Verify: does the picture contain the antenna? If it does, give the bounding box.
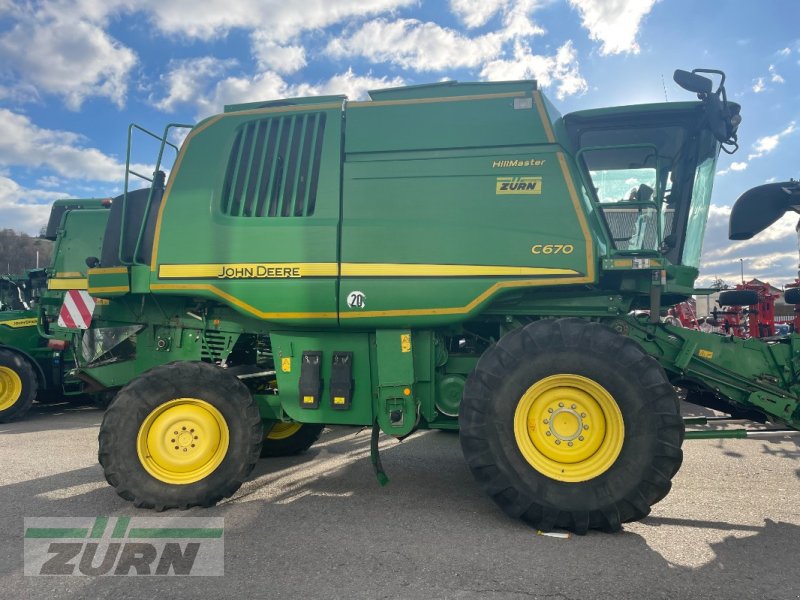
[661,74,668,101]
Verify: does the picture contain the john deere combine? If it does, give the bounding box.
[49,68,799,533]
[0,199,109,422]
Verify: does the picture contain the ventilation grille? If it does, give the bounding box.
[221,113,326,218]
[201,331,230,363]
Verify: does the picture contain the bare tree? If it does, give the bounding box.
[0,230,54,274]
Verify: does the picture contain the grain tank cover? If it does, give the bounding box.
[367,79,537,101]
[346,80,545,154]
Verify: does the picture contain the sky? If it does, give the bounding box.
[0,0,798,286]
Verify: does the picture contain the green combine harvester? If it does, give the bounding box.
[0,199,110,422]
[46,68,799,533]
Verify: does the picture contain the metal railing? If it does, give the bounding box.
[120,122,193,266]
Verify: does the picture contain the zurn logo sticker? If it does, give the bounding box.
[495,176,542,195]
[24,516,224,576]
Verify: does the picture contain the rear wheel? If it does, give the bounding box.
[260,422,324,458]
[99,361,263,509]
[459,318,683,534]
[0,349,37,423]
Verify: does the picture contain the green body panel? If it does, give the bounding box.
[49,209,108,277]
[150,103,343,326]
[270,331,374,426]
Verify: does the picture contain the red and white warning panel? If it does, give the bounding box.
[57,289,96,330]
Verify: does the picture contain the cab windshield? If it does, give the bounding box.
[565,107,720,267]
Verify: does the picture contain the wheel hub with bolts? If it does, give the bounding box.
[513,374,624,482]
[0,366,22,411]
[545,404,589,445]
[136,398,229,485]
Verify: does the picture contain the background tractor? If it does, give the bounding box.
[46,68,800,534]
[0,199,110,422]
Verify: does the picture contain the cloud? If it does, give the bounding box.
[698,205,799,286]
[752,65,787,94]
[327,18,507,71]
[481,40,587,99]
[567,0,658,55]
[747,121,796,160]
[778,47,791,57]
[717,161,749,175]
[196,69,404,118]
[133,0,417,42]
[151,57,238,112]
[0,5,137,109]
[0,0,419,107]
[327,1,551,72]
[251,33,307,74]
[0,109,149,182]
[769,64,785,84]
[449,0,506,28]
[0,175,67,235]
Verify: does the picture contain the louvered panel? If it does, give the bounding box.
[221,113,326,218]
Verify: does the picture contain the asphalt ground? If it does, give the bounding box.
[1,399,799,600]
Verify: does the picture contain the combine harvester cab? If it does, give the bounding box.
[53,68,800,535]
[0,199,110,422]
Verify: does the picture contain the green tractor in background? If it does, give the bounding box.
[48,68,800,534]
[0,199,110,422]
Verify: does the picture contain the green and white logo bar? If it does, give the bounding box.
[24,517,224,576]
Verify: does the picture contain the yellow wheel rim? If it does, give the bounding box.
[266,421,302,441]
[0,366,22,411]
[136,398,229,485]
[514,374,624,482]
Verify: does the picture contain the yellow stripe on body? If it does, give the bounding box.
[87,286,130,294]
[48,278,88,290]
[88,267,129,275]
[340,264,579,277]
[151,272,589,322]
[158,263,579,279]
[158,263,339,279]
[0,318,38,328]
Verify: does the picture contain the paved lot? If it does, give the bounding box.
[1,399,799,600]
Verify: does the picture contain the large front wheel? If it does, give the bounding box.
[99,361,263,509]
[459,318,683,534]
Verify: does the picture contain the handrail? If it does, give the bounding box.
[121,122,193,266]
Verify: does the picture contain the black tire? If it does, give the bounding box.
[784,287,800,305]
[0,349,38,423]
[260,422,324,458]
[459,318,683,534]
[718,290,758,306]
[92,388,118,409]
[99,361,263,510]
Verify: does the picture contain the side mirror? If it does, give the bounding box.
[673,69,713,95]
[729,180,800,240]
